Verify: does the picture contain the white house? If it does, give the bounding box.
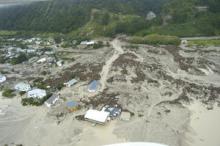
[14,82,31,92]
[27,49,36,54]
[64,79,78,87]
[56,60,64,67]
[37,58,47,63]
[0,75,6,83]
[196,6,208,12]
[44,94,59,108]
[27,89,46,99]
[80,41,95,45]
[84,109,110,124]
[146,11,156,21]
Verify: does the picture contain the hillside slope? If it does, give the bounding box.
[0,0,219,37]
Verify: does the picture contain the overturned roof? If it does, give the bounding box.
[104,142,168,146]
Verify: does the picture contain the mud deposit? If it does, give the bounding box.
[1,38,220,146]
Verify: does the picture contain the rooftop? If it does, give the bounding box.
[88,80,99,92]
[64,79,78,86]
[84,109,110,123]
[45,94,59,105]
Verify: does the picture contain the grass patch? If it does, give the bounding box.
[0,30,17,36]
[188,39,220,47]
[129,34,181,46]
[2,88,16,98]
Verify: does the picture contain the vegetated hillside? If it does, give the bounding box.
[0,0,219,37]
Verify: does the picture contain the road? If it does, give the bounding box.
[99,39,124,92]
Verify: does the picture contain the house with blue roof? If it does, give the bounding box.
[88,80,99,93]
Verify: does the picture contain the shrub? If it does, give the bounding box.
[2,89,15,98]
[33,80,47,90]
[19,91,26,96]
[57,83,64,91]
[129,34,181,46]
[0,56,6,63]
[93,41,104,49]
[10,53,28,65]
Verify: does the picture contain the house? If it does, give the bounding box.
[44,94,59,108]
[56,60,64,67]
[196,6,208,12]
[64,79,78,87]
[80,41,95,45]
[181,40,188,44]
[0,75,6,83]
[84,109,110,124]
[66,101,79,112]
[37,58,47,63]
[146,11,156,21]
[27,49,36,54]
[27,89,46,99]
[88,80,99,93]
[14,82,31,92]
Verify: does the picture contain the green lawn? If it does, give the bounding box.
[129,34,181,46]
[188,39,220,47]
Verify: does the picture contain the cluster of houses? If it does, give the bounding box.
[14,82,47,99]
[61,78,129,124]
[0,38,130,125]
[0,75,131,125]
[9,78,99,108]
[13,81,58,107]
[5,46,37,59]
[23,37,55,46]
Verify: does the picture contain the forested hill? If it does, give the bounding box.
[0,0,220,37]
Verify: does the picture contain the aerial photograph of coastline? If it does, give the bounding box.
[0,0,220,146]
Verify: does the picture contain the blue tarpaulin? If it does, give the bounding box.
[66,101,78,108]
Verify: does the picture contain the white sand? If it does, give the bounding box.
[184,102,220,146]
